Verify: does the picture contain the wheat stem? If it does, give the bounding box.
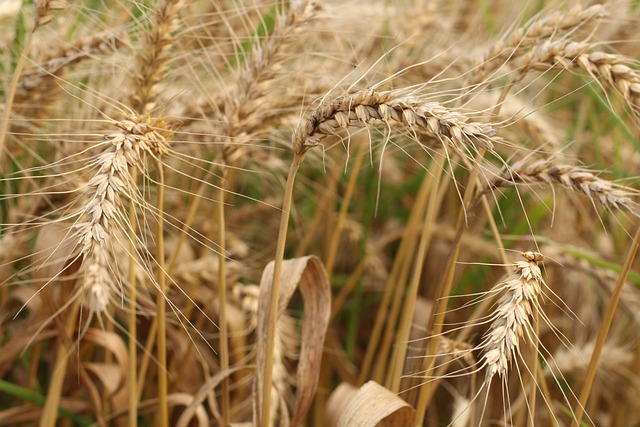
[325,143,365,278]
[389,155,445,393]
[155,162,168,427]
[217,169,230,424]
[39,299,81,427]
[366,174,431,385]
[260,152,305,427]
[418,148,486,416]
[128,168,139,427]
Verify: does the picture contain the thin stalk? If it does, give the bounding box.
[39,299,81,427]
[358,173,431,386]
[389,156,445,393]
[260,152,305,427]
[415,148,486,419]
[536,347,558,427]
[155,163,168,427]
[526,313,540,427]
[137,319,157,401]
[128,170,139,427]
[330,255,368,320]
[217,169,230,423]
[412,183,511,417]
[570,225,640,427]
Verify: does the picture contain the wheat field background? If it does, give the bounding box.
[1,0,640,426]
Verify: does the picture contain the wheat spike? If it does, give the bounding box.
[292,89,500,158]
[480,251,545,381]
[73,116,173,314]
[489,159,639,213]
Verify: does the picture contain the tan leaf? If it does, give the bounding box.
[337,381,415,427]
[325,382,358,427]
[254,255,331,427]
[82,328,128,397]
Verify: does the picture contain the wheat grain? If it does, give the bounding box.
[34,0,68,28]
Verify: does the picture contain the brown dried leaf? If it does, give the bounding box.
[325,382,357,427]
[82,328,128,397]
[254,255,331,427]
[337,381,415,427]
[175,365,254,427]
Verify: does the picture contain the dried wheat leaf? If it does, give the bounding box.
[254,255,331,426]
[166,393,209,427]
[175,365,254,427]
[337,381,415,427]
[325,382,358,427]
[84,363,121,396]
[82,328,128,396]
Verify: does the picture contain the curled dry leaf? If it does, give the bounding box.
[325,382,357,427]
[81,328,129,397]
[254,255,331,427]
[337,381,415,427]
[175,366,254,427]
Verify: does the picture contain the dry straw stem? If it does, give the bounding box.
[479,251,545,381]
[519,40,640,115]
[488,159,640,214]
[292,89,499,158]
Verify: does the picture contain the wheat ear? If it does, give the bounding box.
[0,0,68,165]
[292,89,498,157]
[519,40,640,116]
[129,0,183,114]
[488,159,639,213]
[74,116,172,315]
[480,251,545,381]
[471,4,606,83]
